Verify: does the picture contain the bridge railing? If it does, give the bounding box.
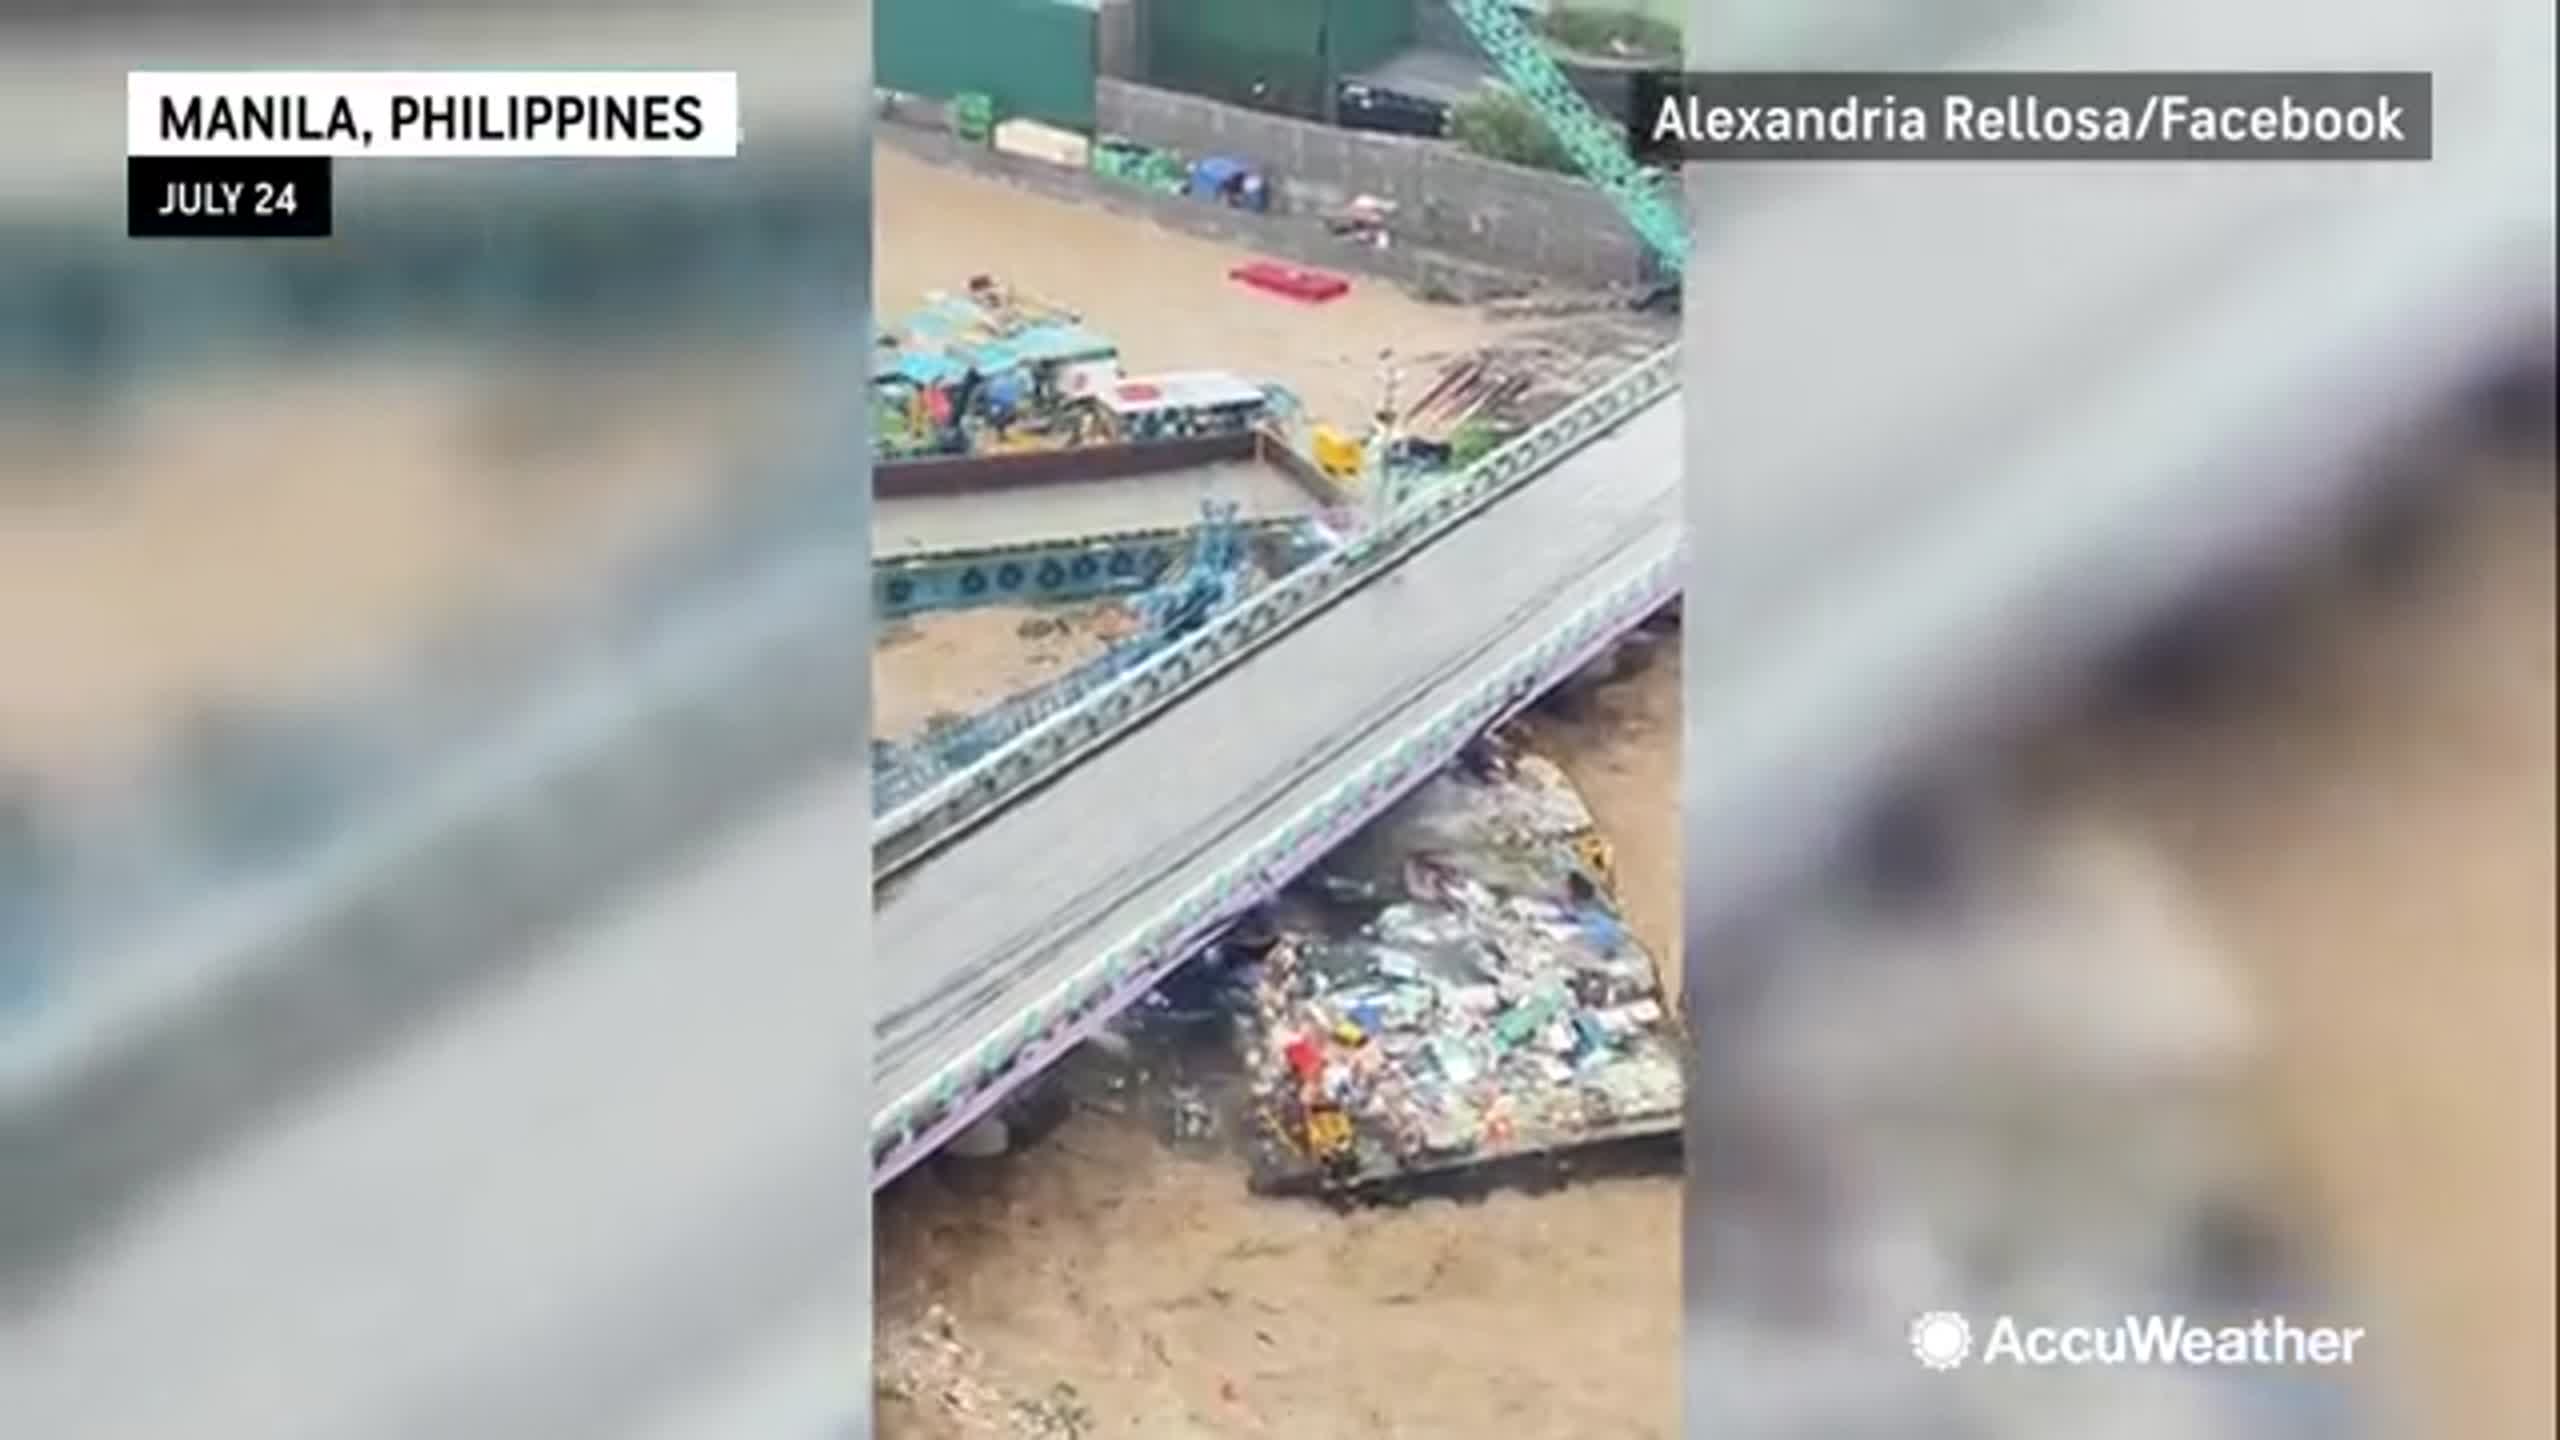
[872,537,1686,1174]
[875,504,1299,811]
[874,515,1325,620]
[871,342,1681,878]
[875,631,1155,813]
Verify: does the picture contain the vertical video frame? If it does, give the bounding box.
[869,1,1687,1433]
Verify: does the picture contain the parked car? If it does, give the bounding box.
[1335,82,1450,139]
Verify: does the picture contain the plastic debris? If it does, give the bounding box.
[1240,730,1684,1192]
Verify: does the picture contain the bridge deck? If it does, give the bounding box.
[873,395,1679,1174]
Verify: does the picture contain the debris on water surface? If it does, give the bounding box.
[1239,728,1684,1193]
[1010,1381,1093,1438]
[1167,1084,1219,1144]
[878,1308,1099,1439]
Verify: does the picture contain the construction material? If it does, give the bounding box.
[992,117,1092,169]
[1398,354,1534,446]
[1228,260,1350,304]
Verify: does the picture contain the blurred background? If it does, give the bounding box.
[1681,0,2552,1437]
[2,4,872,1436]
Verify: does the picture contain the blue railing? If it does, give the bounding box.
[871,501,1267,814]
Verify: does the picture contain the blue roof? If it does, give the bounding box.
[880,300,1114,386]
[952,338,1022,372]
[1009,322,1114,362]
[890,350,964,385]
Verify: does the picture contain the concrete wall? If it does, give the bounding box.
[1094,77,1655,289]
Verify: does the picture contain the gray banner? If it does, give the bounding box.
[1633,71,2433,161]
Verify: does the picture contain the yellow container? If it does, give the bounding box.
[1311,424,1365,478]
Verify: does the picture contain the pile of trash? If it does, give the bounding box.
[1234,734,1683,1193]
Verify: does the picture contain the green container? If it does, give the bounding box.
[879,0,1099,132]
[1091,136,1188,194]
[950,91,997,142]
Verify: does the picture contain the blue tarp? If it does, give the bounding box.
[890,350,964,386]
[1187,155,1249,199]
[880,301,1112,391]
[1008,322,1113,363]
[980,339,1032,371]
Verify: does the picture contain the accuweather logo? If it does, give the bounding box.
[1909,1311,2367,1371]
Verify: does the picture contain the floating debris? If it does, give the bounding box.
[1237,732,1684,1193]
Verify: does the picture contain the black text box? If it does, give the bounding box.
[128,156,334,239]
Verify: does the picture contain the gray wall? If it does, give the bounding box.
[1094,77,1655,289]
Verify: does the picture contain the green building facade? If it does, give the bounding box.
[1141,0,1418,120]
[879,0,1102,132]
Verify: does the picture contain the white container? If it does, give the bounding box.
[992,118,1092,170]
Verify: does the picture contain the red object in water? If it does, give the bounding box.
[1229,259,1350,304]
[1284,1034,1324,1081]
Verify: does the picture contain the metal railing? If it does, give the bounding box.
[874,520,1286,812]
[873,533,1683,1174]
[872,342,1681,877]
[874,515,1326,619]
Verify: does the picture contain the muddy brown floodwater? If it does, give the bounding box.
[874,144,1671,438]
[878,457,2550,1438]
[874,603,1137,747]
[874,635,1688,1440]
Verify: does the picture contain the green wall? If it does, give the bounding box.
[880,0,1100,132]
[1326,0,1421,74]
[1143,0,1417,120]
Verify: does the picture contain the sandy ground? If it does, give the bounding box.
[876,457,2552,1438]
[0,351,785,782]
